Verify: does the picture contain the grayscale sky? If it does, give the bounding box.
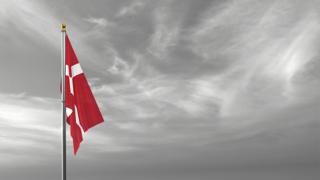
[0,0,319,180]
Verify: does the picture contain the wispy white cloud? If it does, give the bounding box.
[0,0,60,47]
[0,0,111,72]
[116,1,145,17]
[84,17,114,28]
[147,6,180,58]
[108,56,131,76]
[0,93,60,165]
[186,0,320,116]
[0,93,136,165]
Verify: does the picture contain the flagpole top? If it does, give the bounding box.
[61,24,66,32]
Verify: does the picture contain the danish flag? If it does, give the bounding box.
[65,35,104,154]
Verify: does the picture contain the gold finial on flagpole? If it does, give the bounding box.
[61,23,66,32]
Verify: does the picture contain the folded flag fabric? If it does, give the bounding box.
[64,34,104,154]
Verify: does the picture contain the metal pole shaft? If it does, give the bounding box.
[61,24,67,180]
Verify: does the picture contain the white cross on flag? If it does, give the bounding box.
[64,34,104,154]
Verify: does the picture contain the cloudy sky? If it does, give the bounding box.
[0,0,319,179]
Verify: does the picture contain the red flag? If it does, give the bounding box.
[65,34,104,154]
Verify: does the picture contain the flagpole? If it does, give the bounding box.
[61,23,67,180]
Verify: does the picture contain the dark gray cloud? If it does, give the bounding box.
[0,0,319,179]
